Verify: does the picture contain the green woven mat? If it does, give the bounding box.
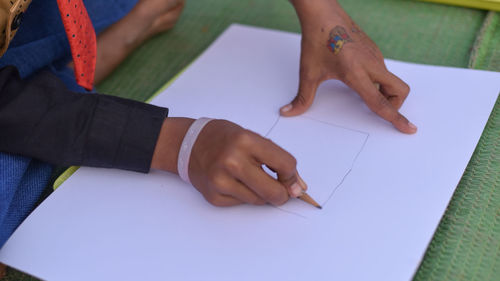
[470,11,500,70]
[5,1,499,280]
[416,11,500,281]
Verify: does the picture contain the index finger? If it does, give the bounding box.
[347,72,417,134]
[249,133,307,197]
[372,70,411,110]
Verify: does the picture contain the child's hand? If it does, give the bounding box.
[151,118,307,207]
[284,0,417,134]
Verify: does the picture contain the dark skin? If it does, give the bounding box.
[151,118,307,207]
[150,0,416,208]
[1,0,417,276]
[283,0,417,134]
[70,0,416,209]
[70,0,186,84]
[0,1,187,279]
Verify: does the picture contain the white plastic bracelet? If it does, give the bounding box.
[177,118,214,184]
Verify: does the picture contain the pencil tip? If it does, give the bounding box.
[298,193,322,210]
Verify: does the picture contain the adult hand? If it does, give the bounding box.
[285,0,417,134]
[151,118,307,207]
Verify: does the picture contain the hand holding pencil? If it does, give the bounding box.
[152,118,321,209]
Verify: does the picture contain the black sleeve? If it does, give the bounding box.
[0,66,168,173]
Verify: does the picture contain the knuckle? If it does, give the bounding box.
[214,181,232,195]
[233,130,253,147]
[212,176,227,190]
[222,155,242,175]
[207,169,225,187]
[342,67,362,84]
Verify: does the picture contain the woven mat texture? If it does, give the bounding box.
[5,1,499,280]
[470,11,500,70]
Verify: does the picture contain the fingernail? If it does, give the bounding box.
[280,104,293,113]
[290,182,303,198]
[409,122,418,131]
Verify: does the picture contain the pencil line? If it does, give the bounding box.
[302,115,370,136]
[323,169,352,206]
[275,207,308,219]
[322,133,370,206]
[263,114,370,218]
[264,115,281,137]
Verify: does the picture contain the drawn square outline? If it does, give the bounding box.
[264,116,369,217]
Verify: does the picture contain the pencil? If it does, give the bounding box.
[299,193,322,209]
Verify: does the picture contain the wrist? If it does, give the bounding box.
[292,0,349,33]
[291,0,339,17]
[151,117,195,173]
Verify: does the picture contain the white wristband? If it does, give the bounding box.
[177,118,214,184]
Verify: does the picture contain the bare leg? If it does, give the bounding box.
[0,3,184,280]
[70,0,185,84]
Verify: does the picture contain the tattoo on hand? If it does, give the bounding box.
[327,26,353,54]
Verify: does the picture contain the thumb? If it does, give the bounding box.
[280,77,319,117]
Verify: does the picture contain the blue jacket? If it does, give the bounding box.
[0,0,138,248]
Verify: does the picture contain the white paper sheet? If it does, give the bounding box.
[1,24,498,281]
